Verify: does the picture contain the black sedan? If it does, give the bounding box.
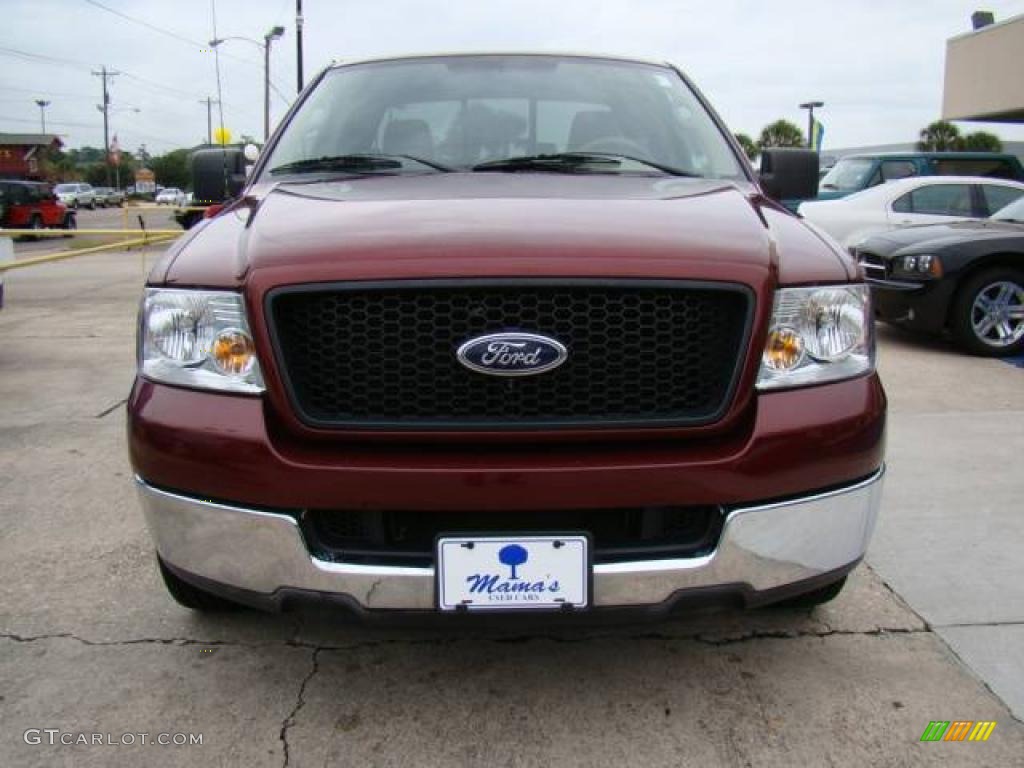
[854,196,1024,356]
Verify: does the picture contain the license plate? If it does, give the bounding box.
[436,535,589,612]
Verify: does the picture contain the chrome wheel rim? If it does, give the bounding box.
[971,280,1024,348]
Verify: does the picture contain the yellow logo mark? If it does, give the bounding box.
[969,721,997,742]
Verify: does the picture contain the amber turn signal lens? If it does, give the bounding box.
[211,329,256,375]
[763,327,804,371]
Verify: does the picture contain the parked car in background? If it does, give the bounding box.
[54,182,96,209]
[0,180,76,234]
[856,195,1024,356]
[93,187,125,207]
[798,176,1024,249]
[155,187,186,206]
[784,152,1024,211]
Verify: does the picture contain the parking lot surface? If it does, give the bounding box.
[1,246,1023,767]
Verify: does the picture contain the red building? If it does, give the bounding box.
[0,133,63,180]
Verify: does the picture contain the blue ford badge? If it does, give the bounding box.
[456,332,568,377]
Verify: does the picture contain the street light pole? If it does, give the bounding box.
[35,100,50,133]
[799,100,824,150]
[263,26,285,141]
[296,0,304,93]
[210,27,284,142]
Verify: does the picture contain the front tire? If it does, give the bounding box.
[157,557,242,612]
[951,268,1024,357]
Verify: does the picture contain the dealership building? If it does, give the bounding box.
[943,12,1024,124]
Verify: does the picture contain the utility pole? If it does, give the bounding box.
[92,66,120,186]
[199,97,220,145]
[296,0,304,93]
[35,100,50,133]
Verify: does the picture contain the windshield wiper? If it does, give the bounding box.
[268,153,452,175]
[820,183,838,190]
[472,152,701,177]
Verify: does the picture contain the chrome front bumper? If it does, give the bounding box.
[137,469,884,611]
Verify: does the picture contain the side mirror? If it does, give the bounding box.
[192,148,247,205]
[758,148,819,202]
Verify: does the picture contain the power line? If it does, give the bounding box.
[82,0,264,69]
[0,84,95,101]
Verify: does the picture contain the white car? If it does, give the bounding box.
[155,188,186,206]
[797,176,1024,249]
[53,182,97,210]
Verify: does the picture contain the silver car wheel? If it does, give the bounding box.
[971,280,1024,348]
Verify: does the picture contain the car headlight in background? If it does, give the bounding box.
[757,284,874,390]
[139,289,264,393]
[893,253,942,279]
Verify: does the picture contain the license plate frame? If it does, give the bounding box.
[435,533,591,612]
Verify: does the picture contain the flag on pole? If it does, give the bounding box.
[110,133,121,166]
[810,118,825,153]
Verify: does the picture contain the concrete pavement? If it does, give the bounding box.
[1,247,1022,767]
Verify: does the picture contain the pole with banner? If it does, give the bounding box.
[810,118,825,153]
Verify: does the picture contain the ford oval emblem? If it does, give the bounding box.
[456,332,568,377]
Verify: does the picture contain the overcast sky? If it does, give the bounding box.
[2,0,1023,156]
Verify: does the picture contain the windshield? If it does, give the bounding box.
[819,158,875,192]
[54,184,75,193]
[262,55,744,180]
[992,196,1024,222]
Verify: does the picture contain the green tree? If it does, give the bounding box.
[757,120,805,151]
[151,148,192,190]
[916,121,963,151]
[962,131,1003,152]
[734,132,758,161]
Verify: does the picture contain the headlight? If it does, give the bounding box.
[893,253,942,279]
[139,288,264,394]
[756,284,874,390]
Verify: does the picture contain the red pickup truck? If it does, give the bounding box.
[129,54,885,620]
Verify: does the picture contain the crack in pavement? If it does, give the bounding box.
[279,647,320,768]
[95,398,128,418]
[1,624,931,651]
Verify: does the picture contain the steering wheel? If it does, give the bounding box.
[576,136,651,158]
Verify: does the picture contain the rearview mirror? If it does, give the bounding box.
[758,149,819,202]
[192,148,247,205]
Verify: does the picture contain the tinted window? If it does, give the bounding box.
[931,158,1016,179]
[899,184,974,216]
[6,184,29,204]
[819,158,875,192]
[992,196,1024,221]
[880,160,917,182]
[981,185,1023,216]
[264,56,744,179]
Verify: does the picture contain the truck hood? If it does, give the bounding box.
[156,173,854,287]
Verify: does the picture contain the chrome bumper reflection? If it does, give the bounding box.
[136,468,884,610]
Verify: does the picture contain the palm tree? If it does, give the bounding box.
[916,121,963,152]
[734,133,759,161]
[757,120,805,151]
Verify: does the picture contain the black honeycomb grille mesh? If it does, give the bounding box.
[268,281,750,428]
